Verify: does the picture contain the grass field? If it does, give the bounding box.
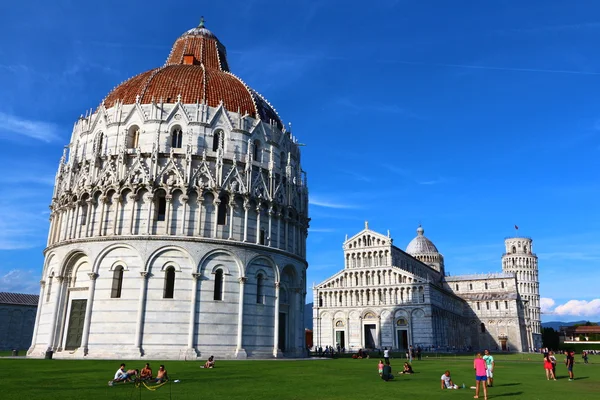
[0,353,598,399]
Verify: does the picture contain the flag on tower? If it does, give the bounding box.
[514,225,519,230]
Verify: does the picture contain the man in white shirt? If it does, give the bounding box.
[440,370,458,389]
[109,363,129,386]
[383,347,390,364]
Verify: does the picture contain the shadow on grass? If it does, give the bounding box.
[494,383,521,387]
[491,392,523,397]
[574,376,589,380]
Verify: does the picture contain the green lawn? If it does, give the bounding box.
[0,354,598,399]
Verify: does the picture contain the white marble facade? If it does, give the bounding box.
[313,225,540,352]
[28,22,309,360]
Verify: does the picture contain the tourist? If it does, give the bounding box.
[383,347,390,364]
[474,353,488,399]
[409,345,414,363]
[417,346,422,360]
[544,352,556,381]
[378,359,384,377]
[399,362,414,374]
[109,363,129,386]
[155,365,169,383]
[582,351,589,364]
[564,351,574,381]
[126,369,139,380]
[203,355,215,369]
[549,351,557,378]
[381,363,394,381]
[140,363,152,380]
[483,349,495,387]
[440,370,458,389]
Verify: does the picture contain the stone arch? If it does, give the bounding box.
[197,248,243,277]
[245,255,280,282]
[60,250,90,277]
[145,245,195,274]
[92,243,141,274]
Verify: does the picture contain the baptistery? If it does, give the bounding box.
[28,20,309,359]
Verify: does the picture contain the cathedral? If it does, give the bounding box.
[27,20,309,359]
[312,224,542,353]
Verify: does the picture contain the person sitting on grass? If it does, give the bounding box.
[140,363,152,381]
[399,362,414,374]
[203,355,215,368]
[155,365,169,383]
[110,363,129,386]
[126,369,139,381]
[440,370,458,389]
[381,363,394,381]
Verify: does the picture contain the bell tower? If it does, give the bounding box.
[502,236,541,351]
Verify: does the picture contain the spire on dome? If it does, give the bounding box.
[199,16,205,28]
[417,225,424,236]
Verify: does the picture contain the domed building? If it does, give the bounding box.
[27,20,309,360]
[312,224,541,353]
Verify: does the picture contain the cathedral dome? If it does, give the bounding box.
[102,19,282,128]
[406,226,439,254]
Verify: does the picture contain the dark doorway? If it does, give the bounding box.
[364,324,376,349]
[335,331,345,349]
[65,300,87,350]
[501,340,507,351]
[397,330,408,351]
[278,312,286,351]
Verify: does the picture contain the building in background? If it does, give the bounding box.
[28,20,309,360]
[0,292,39,351]
[313,224,541,353]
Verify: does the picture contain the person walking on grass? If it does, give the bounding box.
[549,351,557,378]
[483,349,495,387]
[564,351,574,381]
[544,352,557,381]
[474,352,488,400]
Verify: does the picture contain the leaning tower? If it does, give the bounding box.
[502,236,541,351]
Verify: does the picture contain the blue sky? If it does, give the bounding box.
[1,1,599,322]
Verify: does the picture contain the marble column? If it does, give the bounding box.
[80,272,99,355]
[235,277,247,358]
[134,272,149,355]
[196,196,204,236]
[186,273,201,357]
[180,195,189,235]
[165,195,173,235]
[111,193,120,235]
[212,198,220,238]
[144,193,153,235]
[127,193,136,235]
[47,276,65,351]
[243,199,250,242]
[28,280,46,353]
[273,282,280,357]
[255,204,261,244]
[267,206,273,246]
[96,195,106,236]
[228,197,235,239]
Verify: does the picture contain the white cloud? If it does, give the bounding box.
[553,299,600,317]
[309,195,360,209]
[0,111,60,142]
[0,269,40,294]
[540,297,556,313]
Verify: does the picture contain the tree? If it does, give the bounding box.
[542,327,560,350]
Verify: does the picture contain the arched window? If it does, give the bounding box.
[476,302,480,310]
[253,140,260,161]
[512,246,516,254]
[256,274,265,304]
[111,266,124,298]
[469,283,473,290]
[217,195,228,225]
[128,125,140,148]
[156,191,167,221]
[318,294,323,307]
[163,267,175,298]
[501,282,505,289]
[80,195,89,225]
[259,229,266,245]
[484,283,488,290]
[171,127,183,148]
[96,133,105,155]
[214,269,224,300]
[213,130,222,152]
[480,323,486,333]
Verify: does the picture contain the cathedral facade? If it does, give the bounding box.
[27,21,309,360]
[312,224,541,353]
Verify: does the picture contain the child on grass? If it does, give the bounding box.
[378,360,384,376]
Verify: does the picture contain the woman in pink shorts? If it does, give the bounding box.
[474,352,488,400]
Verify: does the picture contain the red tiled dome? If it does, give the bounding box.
[103,20,282,128]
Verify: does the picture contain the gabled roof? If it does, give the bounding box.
[0,292,39,306]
